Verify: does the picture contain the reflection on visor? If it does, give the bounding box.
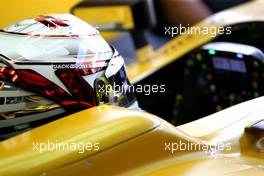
[94,66,136,108]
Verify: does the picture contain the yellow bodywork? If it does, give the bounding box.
[73,6,134,30]
[0,96,264,175]
[73,5,134,41]
[0,0,264,176]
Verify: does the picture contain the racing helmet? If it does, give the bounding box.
[0,14,138,139]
